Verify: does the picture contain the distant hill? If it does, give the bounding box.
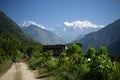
[108,38,120,56]
[74,19,120,55]
[0,11,32,43]
[19,21,64,45]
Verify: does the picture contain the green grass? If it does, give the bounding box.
[0,60,12,76]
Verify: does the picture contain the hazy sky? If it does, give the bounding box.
[0,0,120,27]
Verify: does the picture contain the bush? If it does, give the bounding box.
[86,47,115,80]
[27,44,118,80]
[113,62,120,80]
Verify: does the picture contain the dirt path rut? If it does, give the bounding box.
[0,62,41,80]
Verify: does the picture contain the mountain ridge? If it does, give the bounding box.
[50,20,104,42]
[0,11,33,43]
[74,19,120,55]
[20,20,104,43]
[19,22,64,45]
[19,21,46,29]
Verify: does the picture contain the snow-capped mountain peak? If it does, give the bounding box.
[64,20,104,29]
[19,20,46,29]
[18,20,104,43]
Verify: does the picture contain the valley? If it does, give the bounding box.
[0,8,120,80]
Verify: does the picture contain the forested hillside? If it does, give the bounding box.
[74,19,120,56]
[108,38,120,56]
[0,12,33,43]
[0,11,42,75]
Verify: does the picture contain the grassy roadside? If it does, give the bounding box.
[0,60,12,76]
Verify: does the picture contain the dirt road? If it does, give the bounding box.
[0,62,41,80]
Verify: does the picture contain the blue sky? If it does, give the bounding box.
[0,0,120,27]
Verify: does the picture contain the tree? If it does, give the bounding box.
[26,43,42,58]
[88,46,114,80]
[86,47,96,58]
[66,44,81,57]
[113,62,120,80]
[97,46,108,56]
[0,34,20,58]
[43,50,53,60]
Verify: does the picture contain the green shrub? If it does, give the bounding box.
[113,62,120,80]
[27,44,119,80]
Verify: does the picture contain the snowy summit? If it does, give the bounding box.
[64,20,104,29]
[19,21,46,29]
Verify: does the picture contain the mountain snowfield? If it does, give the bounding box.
[64,20,104,29]
[19,20,46,29]
[19,21,64,44]
[49,20,104,42]
[19,20,104,43]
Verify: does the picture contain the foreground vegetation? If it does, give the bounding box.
[28,44,120,80]
[0,34,120,80]
[0,11,38,76]
[0,11,120,80]
[0,34,42,76]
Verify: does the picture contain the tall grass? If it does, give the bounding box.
[0,60,12,76]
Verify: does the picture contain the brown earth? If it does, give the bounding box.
[0,62,42,80]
